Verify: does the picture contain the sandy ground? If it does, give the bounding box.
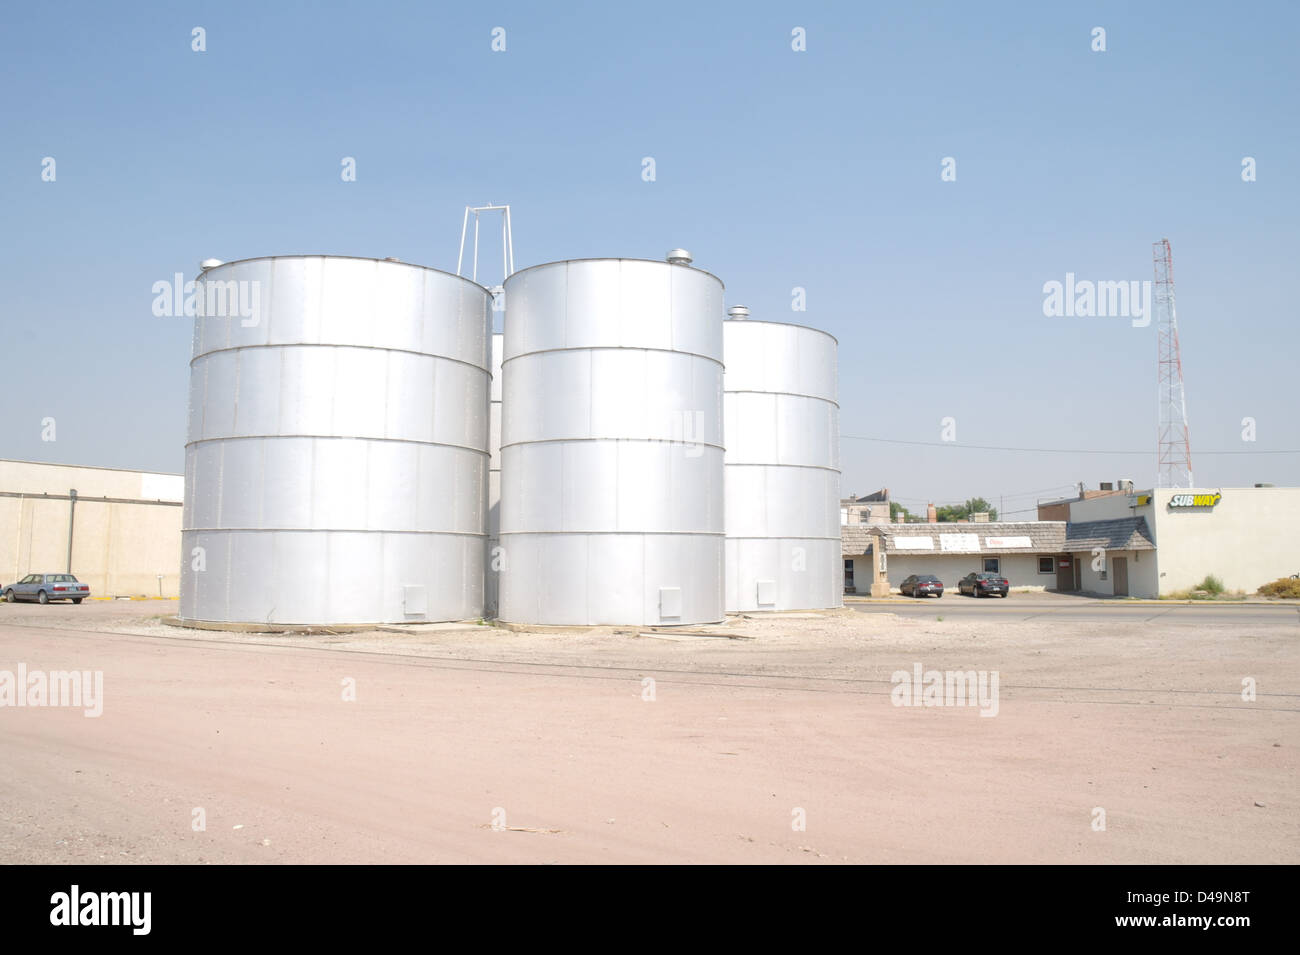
[1,599,1296,864]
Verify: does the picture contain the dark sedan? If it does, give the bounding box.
[959,572,1009,597]
[3,573,91,604]
[900,574,944,598]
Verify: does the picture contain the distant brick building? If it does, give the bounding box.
[841,489,891,526]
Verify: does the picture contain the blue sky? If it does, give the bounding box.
[2,1,1296,517]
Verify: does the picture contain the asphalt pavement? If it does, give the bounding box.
[849,593,1299,624]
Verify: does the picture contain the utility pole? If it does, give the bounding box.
[66,488,77,572]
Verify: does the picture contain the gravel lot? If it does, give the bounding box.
[1,598,1295,863]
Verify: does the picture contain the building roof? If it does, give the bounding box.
[842,521,1066,556]
[841,517,1155,556]
[1062,517,1155,552]
[842,488,889,504]
[841,524,878,557]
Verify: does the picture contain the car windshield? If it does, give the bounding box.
[919,576,940,582]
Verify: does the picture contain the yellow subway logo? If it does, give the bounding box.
[1169,492,1221,508]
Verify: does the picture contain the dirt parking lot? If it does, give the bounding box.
[1,598,1296,863]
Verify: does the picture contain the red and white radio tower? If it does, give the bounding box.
[1152,238,1193,488]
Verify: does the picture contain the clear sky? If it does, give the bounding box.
[2,1,1296,518]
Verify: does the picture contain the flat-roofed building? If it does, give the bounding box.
[0,459,182,597]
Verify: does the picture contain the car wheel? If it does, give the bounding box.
[72,597,83,605]
[38,590,48,605]
[3,590,12,603]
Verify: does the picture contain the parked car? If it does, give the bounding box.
[959,572,1009,598]
[2,573,90,604]
[900,574,944,598]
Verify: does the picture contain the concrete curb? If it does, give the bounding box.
[89,596,175,601]
[162,615,396,635]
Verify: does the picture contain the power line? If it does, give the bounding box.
[885,484,1075,507]
[886,484,1071,503]
[842,435,1297,455]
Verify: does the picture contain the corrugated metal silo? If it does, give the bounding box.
[499,256,725,626]
[723,312,842,611]
[180,255,492,625]
[485,331,504,616]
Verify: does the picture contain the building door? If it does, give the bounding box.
[1055,556,1074,591]
[1112,557,1128,597]
[843,558,855,593]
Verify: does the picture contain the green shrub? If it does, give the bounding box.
[1257,577,1300,599]
[1195,574,1225,595]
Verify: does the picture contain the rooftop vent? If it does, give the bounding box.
[727,305,750,320]
[199,258,224,271]
[666,249,693,266]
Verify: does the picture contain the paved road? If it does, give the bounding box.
[851,597,1299,624]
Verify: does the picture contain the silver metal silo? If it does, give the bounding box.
[499,257,725,626]
[723,316,842,612]
[485,331,504,616]
[180,255,492,625]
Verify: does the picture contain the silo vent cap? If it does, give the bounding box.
[666,249,693,266]
[727,305,750,320]
[199,258,224,271]
[383,257,401,262]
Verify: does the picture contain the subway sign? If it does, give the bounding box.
[1169,492,1222,508]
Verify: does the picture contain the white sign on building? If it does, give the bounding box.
[894,536,934,551]
[985,536,1033,549]
[939,533,980,553]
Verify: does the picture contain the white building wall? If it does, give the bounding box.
[1066,493,1141,523]
[1074,548,1153,597]
[0,459,182,501]
[880,553,1056,592]
[1147,487,1300,595]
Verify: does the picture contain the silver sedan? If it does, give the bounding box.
[3,573,91,604]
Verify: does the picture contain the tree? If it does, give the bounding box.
[935,498,998,522]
